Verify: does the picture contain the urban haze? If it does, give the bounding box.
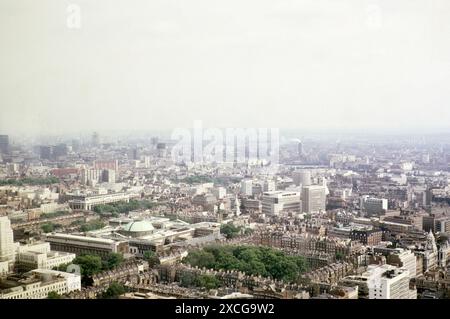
[1,0,450,302]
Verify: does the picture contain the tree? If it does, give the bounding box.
[311,284,321,297]
[335,252,344,261]
[143,251,160,268]
[220,224,242,239]
[101,282,126,299]
[244,228,254,236]
[183,245,309,282]
[73,255,103,277]
[47,291,62,299]
[41,223,54,233]
[104,253,124,270]
[196,274,220,290]
[80,220,105,232]
[180,272,197,288]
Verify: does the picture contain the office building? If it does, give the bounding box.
[102,169,116,183]
[293,170,311,186]
[302,185,326,213]
[263,180,276,192]
[261,191,301,215]
[16,242,76,272]
[0,217,17,264]
[45,233,129,258]
[365,265,417,299]
[360,196,388,215]
[0,135,9,154]
[39,146,53,160]
[53,143,68,157]
[240,180,253,196]
[93,159,119,171]
[0,269,81,299]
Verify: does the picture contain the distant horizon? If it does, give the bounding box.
[2,0,450,137]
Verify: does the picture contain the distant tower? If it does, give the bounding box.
[297,140,304,156]
[92,132,100,147]
[0,135,9,154]
[336,140,342,153]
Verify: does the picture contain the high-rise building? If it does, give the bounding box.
[263,180,276,192]
[156,143,167,158]
[240,180,253,196]
[0,135,9,154]
[102,169,116,183]
[297,140,304,156]
[293,170,311,186]
[261,191,301,215]
[81,169,101,186]
[39,145,53,160]
[53,143,68,157]
[0,217,17,263]
[93,159,119,171]
[92,132,100,146]
[212,187,226,200]
[302,185,326,213]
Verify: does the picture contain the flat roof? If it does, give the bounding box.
[46,233,118,245]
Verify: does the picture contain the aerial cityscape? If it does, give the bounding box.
[1,0,450,303]
[0,130,450,300]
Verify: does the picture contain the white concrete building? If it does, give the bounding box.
[364,264,417,299]
[0,217,18,266]
[0,269,81,299]
[293,170,311,187]
[261,191,301,215]
[301,185,326,213]
[240,180,253,196]
[16,242,76,271]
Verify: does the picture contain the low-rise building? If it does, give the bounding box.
[0,269,81,299]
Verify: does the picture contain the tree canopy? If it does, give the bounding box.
[143,250,160,268]
[0,176,59,186]
[41,223,55,233]
[101,282,127,299]
[93,199,157,216]
[220,224,242,239]
[47,291,62,299]
[183,245,309,282]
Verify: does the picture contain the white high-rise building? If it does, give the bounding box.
[263,180,276,192]
[293,170,311,186]
[0,217,17,263]
[364,264,417,299]
[301,185,326,213]
[212,187,226,199]
[240,180,253,196]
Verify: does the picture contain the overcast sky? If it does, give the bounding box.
[1,0,450,136]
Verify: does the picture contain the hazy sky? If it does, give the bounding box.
[1,0,450,135]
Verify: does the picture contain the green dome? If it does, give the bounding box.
[122,220,154,233]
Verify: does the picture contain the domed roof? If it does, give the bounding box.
[123,220,154,233]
